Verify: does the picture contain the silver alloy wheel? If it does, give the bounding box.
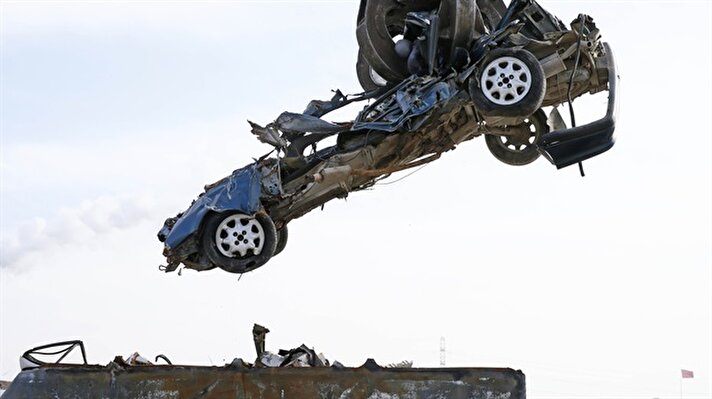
[214,213,265,257]
[480,56,532,106]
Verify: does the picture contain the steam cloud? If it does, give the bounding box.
[0,195,158,269]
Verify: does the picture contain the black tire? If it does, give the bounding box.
[274,225,289,257]
[356,49,387,92]
[356,21,405,84]
[437,0,477,65]
[485,109,548,166]
[358,0,439,83]
[469,48,545,117]
[202,211,277,274]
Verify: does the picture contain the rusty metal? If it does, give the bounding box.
[3,361,525,399]
[253,324,270,358]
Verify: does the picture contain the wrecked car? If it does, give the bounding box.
[158,0,618,274]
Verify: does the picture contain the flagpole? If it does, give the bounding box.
[680,369,695,398]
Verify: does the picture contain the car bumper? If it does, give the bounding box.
[537,43,618,169]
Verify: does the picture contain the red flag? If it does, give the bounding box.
[681,369,694,379]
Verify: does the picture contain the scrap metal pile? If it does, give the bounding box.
[157,0,617,275]
[5,332,526,398]
[13,325,396,372]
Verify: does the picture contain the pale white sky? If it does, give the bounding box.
[0,1,710,398]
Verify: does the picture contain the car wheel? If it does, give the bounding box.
[437,0,477,65]
[469,48,545,117]
[356,49,389,92]
[485,109,548,166]
[356,20,406,84]
[274,225,288,257]
[358,1,439,83]
[202,211,277,274]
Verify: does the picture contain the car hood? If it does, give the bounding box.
[163,164,263,250]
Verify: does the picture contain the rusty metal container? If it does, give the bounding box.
[3,359,525,399]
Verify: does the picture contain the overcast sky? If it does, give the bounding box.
[1,1,710,398]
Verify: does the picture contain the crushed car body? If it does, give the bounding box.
[158,0,618,275]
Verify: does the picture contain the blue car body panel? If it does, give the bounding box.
[164,164,263,250]
[352,77,455,133]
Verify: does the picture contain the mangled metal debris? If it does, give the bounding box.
[18,340,88,370]
[251,324,333,369]
[158,0,618,275]
[4,327,526,399]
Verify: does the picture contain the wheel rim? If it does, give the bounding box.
[214,214,265,257]
[480,56,532,106]
[369,66,388,87]
[496,117,539,153]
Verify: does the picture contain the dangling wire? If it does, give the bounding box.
[376,164,429,186]
[567,14,587,177]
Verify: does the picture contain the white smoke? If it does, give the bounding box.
[0,194,159,269]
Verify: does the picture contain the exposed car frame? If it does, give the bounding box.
[158,0,618,275]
